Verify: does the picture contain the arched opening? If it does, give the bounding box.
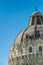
[36,17,41,25]
[29,47,32,52]
[35,30,40,38]
[26,34,29,41]
[39,46,42,52]
[22,56,24,59]
[32,17,35,25]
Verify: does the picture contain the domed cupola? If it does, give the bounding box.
[29,9,43,26]
[8,9,43,65]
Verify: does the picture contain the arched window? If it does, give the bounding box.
[37,17,41,25]
[17,57,18,61]
[22,56,24,59]
[26,34,29,41]
[39,46,42,52]
[29,47,32,52]
[32,17,35,25]
[35,30,40,38]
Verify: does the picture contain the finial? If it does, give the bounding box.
[35,7,38,11]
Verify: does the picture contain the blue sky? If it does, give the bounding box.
[0,0,43,65]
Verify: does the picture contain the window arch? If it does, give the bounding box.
[37,16,41,25]
[29,47,32,52]
[26,34,29,41]
[35,30,40,38]
[32,17,35,25]
[39,46,42,52]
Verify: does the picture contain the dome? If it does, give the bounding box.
[29,10,43,26]
[8,10,43,65]
[14,30,24,45]
[32,11,42,16]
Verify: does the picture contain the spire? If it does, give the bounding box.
[35,7,38,11]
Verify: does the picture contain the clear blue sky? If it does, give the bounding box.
[0,0,43,65]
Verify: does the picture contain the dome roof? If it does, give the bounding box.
[9,10,43,50]
[10,10,43,49]
[14,30,24,45]
[32,11,42,16]
[12,10,43,46]
[14,28,28,45]
[8,10,43,65]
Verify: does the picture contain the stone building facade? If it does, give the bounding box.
[8,10,43,65]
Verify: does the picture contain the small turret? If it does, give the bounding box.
[29,10,43,26]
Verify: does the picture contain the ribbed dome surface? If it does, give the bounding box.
[8,10,43,65]
[14,30,24,45]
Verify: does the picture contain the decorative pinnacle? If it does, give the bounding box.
[35,7,38,11]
